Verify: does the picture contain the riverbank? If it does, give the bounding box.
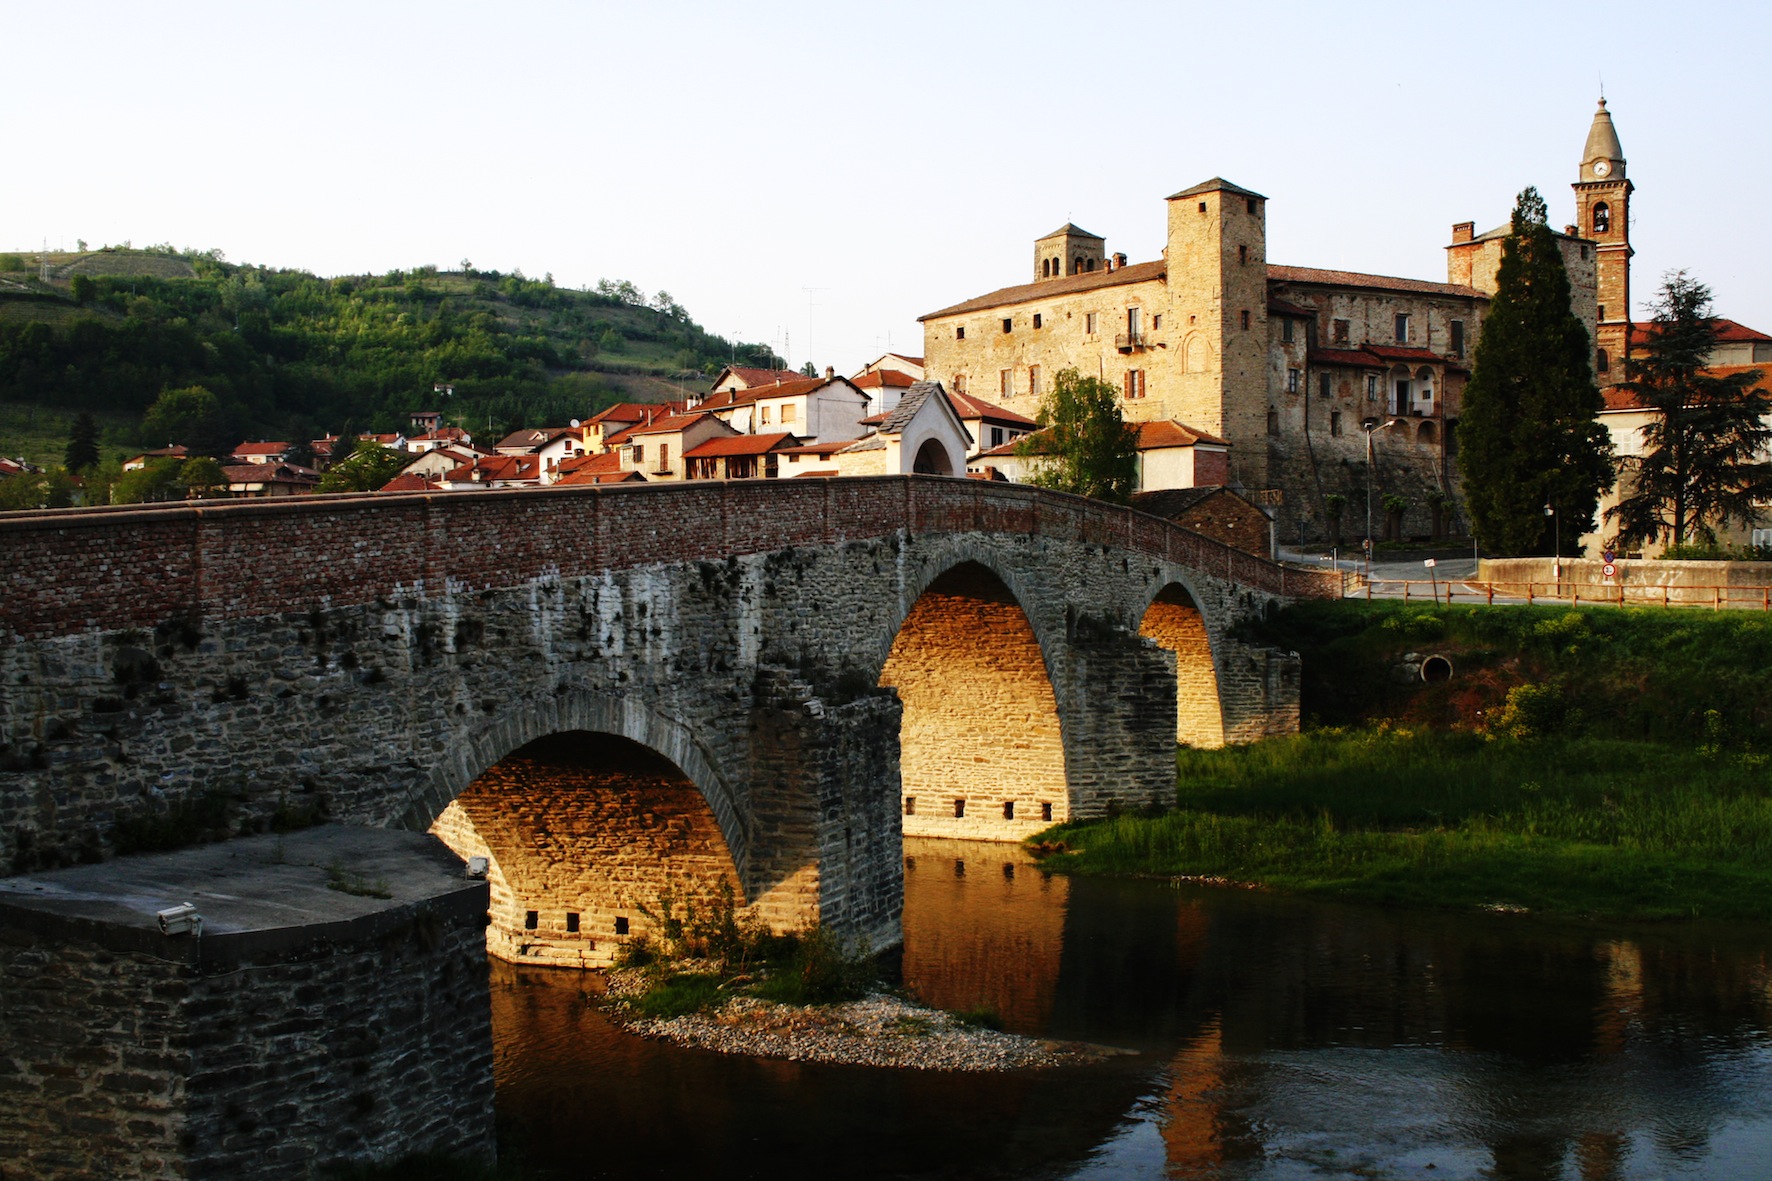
[1035,602,1772,922]
[601,968,1113,1070]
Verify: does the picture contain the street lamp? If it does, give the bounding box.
[1544,501,1560,593]
[1362,417,1400,571]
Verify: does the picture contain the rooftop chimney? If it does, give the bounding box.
[824,366,834,380]
[1114,252,1127,269]
[1451,221,1475,244]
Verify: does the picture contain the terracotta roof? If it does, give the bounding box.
[777,440,852,457]
[494,428,555,450]
[920,260,1166,321]
[626,411,719,438]
[945,390,1037,427]
[221,463,318,485]
[553,468,646,485]
[1364,344,1453,364]
[1602,364,1772,412]
[1269,264,1485,300]
[682,432,799,459]
[715,366,804,389]
[378,473,440,493]
[555,451,625,476]
[444,455,541,482]
[851,370,917,390]
[1037,222,1104,241]
[859,412,890,426]
[699,376,851,411]
[587,402,667,426]
[980,418,1225,459]
[230,441,290,457]
[1634,317,1772,345]
[1309,348,1388,368]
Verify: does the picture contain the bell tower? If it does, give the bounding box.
[1572,98,1632,379]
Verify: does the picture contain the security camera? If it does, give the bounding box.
[157,903,203,937]
[465,856,490,880]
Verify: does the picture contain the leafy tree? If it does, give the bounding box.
[1607,271,1771,549]
[1015,367,1138,504]
[111,458,184,504]
[142,385,232,457]
[179,456,227,499]
[318,437,407,492]
[1456,187,1613,555]
[69,275,95,305]
[0,466,78,511]
[65,412,101,472]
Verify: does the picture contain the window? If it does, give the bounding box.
[1267,408,1279,435]
[990,426,1004,449]
[1239,244,1248,265]
[1000,369,1012,397]
[1041,802,1053,821]
[566,912,580,933]
[1042,259,1050,278]
[1198,201,1208,213]
[1085,258,1095,271]
[1320,372,1332,399]
[1330,410,1343,436]
[953,374,966,393]
[953,799,966,818]
[1450,319,1465,358]
[1281,317,1294,343]
[1367,375,1379,400]
[1152,314,1162,330]
[1597,349,1610,374]
[1029,365,1041,396]
[1085,311,1098,334]
[1287,368,1300,393]
[1581,244,1590,260]
[1002,317,1013,333]
[632,443,644,465]
[1593,202,1610,234]
[1598,305,1606,322]
[615,916,629,935]
[904,796,915,816]
[1002,801,1015,820]
[1033,313,1043,329]
[1333,318,1350,343]
[782,404,796,422]
[1124,369,1146,399]
[1127,306,1142,338]
[759,406,771,424]
[956,326,965,340]
[658,442,668,469]
[1394,314,1409,343]
[1241,310,1251,331]
[524,911,539,930]
[1246,197,1258,215]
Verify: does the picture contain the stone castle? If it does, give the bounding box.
[921,100,1635,545]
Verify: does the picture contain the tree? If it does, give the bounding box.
[1457,187,1613,555]
[799,362,817,377]
[178,456,226,499]
[142,385,232,458]
[111,458,184,504]
[318,437,407,493]
[64,412,100,472]
[1015,368,1138,504]
[0,466,78,511]
[1606,272,1771,550]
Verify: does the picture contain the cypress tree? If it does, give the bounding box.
[64,411,100,472]
[1457,187,1613,555]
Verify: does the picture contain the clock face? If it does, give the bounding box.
[1593,159,1612,177]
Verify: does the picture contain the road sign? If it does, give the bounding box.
[1603,549,1617,564]
[1423,558,1437,569]
[1602,562,1617,579]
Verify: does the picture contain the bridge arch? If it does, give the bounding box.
[875,552,1071,839]
[1136,575,1227,748]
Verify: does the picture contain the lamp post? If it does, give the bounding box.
[1544,501,1560,594]
[1362,417,1398,573]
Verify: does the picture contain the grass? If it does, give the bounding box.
[1037,602,1772,923]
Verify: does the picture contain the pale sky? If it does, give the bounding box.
[8,1,1769,376]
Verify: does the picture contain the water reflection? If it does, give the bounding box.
[494,838,1772,1179]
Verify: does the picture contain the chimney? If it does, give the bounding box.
[1114,252,1127,269]
[1564,224,1579,237]
[824,366,834,380]
[1451,221,1475,244]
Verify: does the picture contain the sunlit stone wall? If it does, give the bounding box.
[1138,587,1227,747]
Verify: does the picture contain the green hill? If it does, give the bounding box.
[0,247,785,467]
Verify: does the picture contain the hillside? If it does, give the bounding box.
[0,247,785,467]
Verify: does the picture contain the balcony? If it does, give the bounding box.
[1115,331,1146,353]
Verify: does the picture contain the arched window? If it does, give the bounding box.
[1085,258,1095,272]
[1597,348,1610,374]
[1073,256,1082,275]
[1041,259,1049,278]
[1593,202,1610,234]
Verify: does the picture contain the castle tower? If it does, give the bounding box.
[1164,178,1270,489]
[1572,98,1632,379]
[1032,223,1105,282]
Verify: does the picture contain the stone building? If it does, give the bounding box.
[920,102,1635,545]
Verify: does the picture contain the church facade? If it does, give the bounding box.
[920,101,1633,547]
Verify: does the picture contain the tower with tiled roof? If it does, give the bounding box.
[1033,223,1105,281]
[1573,97,1633,379]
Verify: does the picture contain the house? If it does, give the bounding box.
[833,381,971,478]
[220,462,320,498]
[406,426,474,453]
[395,445,489,482]
[551,452,646,486]
[945,389,1037,457]
[493,428,557,456]
[617,412,737,481]
[856,353,925,382]
[409,410,443,435]
[703,365,805,398]
[698,374,872,443]
[228,441,292,465]
[683,432,800,481]
[436,454,544,490]
[122,446,188,471]
[971,419,1228,490]
[377,472,441,494]
[581,403,680,453]
[772,440,850,479]
[850,368,917,418]
[1132,486,1273,557]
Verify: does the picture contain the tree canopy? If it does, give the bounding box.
[1456,187,1613,556]
[1607,271,1771,549]
[1016,368,1138,504]
[318,437,409,493]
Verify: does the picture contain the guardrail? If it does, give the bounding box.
[1357,577,1772,611]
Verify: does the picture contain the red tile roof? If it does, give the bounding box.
[683,432,799,459]
[1309,348,1388,368]
[554,451,625,476]
[554,468,646,485]
[698,376,838,411]
[1268,297,1317,318]
[977,418,1225,458]
[444,455,542,482]
[378,473,440,493]
[1602,364,1771,411]
[230,441,290,458]
[777,440,852,457]
[920,260,1168,320]
[1363,345,1453,364]
[718,366,805,388]
[1269,264,1485,300]
[626,411,719,437]
[945,390,1037,427]
[851,370,917,390]
[587,402,667,426]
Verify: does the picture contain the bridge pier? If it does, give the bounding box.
[0,828,495,1181]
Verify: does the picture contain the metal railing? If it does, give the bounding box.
[1355,577,1772,611]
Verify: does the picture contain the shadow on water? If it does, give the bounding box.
[494,837,1772,1180]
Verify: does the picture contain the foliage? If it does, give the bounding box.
[111,457,186,504]
[319,437,408,493]
[142,385,234,458]
[179,456,226,498]
[1457,187,1613,556]
[747,925,871,1006]
[0,464,79,511]
[1607,271,1772,549]
[1015,367,1138,503]
[64,411,100,471]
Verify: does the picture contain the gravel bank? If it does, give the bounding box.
[601,969,1119,1071]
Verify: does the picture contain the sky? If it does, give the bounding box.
[7,1,1769,376]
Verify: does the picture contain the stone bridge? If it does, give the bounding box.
[0,477,1331,961]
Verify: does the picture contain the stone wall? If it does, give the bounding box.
[1138,589,1225,748]
[0,831,494,1181]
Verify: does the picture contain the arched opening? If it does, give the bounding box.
[1041,258,1050,279]
[1597,348,1610,374]
[1389,364,1412,415]
[1184,333,1209,373]
[1593,202,1610,234]
[912,437,955,475]
[879,561,1068,838]
[431,731,749,967]
[1137,584,1225,748]
[1417,419,1437,444]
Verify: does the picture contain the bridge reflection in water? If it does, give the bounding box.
[493,837,1772,1180]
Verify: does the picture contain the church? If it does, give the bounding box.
[920,101,1638,547]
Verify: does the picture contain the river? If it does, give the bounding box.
[491,837,1772,1179]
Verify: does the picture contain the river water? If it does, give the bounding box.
[492,837,1772,1180]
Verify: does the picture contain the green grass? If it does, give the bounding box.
[0,403,138,471]
[1038,729,1772,921]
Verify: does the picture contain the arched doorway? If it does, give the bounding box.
[879,561,1067,838]
[1138,584,1225,748]
[912,437,955,476]
[431,731,748,967]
